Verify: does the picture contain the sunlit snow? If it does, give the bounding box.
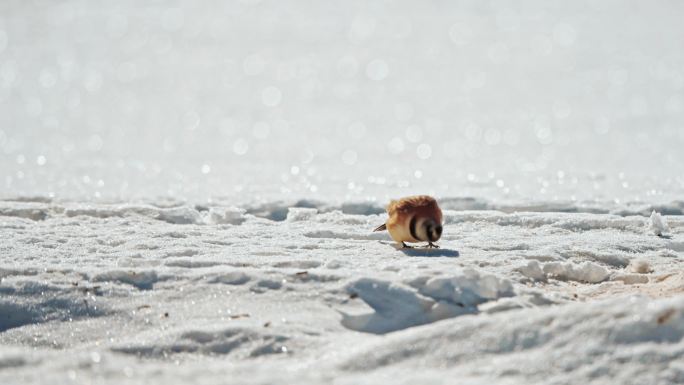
[1,1,683,384]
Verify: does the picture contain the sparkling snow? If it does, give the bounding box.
[1,1,683,384]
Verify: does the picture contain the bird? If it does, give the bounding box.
[373,195,443,249]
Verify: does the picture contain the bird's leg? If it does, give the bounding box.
[401,242,414,249]
[426,242,440,249]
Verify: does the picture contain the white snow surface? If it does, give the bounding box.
[1,201,683,384]
[649,210,670,237]
[2,1,684,384]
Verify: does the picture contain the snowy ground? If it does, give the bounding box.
[1,200,683,384]
[2,1,684,384]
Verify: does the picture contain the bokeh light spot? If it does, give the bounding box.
[243,54,266,76]
[366,59,388,81]
[553,23,577,46]
[449,23,473,45]
[342,150,358,165]
[387,137,405,154]
[233,138,249,155]
[416,144,432,159]
[262,86,282,107]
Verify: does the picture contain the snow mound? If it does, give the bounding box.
[339,296,684,385]
[417,269,515,307]
[648,211,670,236]
[286,207,318,222]
[519,261,611,283]
[207,207,247,225]
[517,260,548,281]
[542,261,610,283]
[342,270,514,334]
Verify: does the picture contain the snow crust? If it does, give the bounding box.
[0,200,682,384]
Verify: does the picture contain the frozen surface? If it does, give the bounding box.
[1,202,683,384]
[1,1,684,384]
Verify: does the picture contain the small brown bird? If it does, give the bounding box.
[373,195,443,249]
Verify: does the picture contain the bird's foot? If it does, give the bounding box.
[425,243,440,249]
[401,242,415,249]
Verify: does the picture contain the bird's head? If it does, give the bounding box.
[419,218,443,242]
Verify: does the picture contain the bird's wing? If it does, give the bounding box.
[391,195,437,213]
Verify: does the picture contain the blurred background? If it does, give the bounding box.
[1,0,683,205]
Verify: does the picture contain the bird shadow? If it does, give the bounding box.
[379,242,459,257]
[399,247,460,257]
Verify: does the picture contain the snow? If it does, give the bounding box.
[0,201,682,384]
[628,259,653,274]
[649,211,670,237]
[338,296,684,385]
[341,270,513,334]
[1,0,684,384]
[541,261,610,284]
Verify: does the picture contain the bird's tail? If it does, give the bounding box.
[373,223,387,232]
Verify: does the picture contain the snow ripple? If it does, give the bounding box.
[342,269,514,334]
[112,327,289,358]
